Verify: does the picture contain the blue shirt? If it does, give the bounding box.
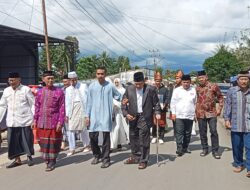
[86,80,121,132]
[223,86,250,132]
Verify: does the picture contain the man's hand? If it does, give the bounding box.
[56,124,62,132]
[171,114,176,121]
[155,114,161,120]
[122,98,129,105]
[126,114,136,121]
[65,116,68,123]
[216,109,222,116]
[224,120,231,129]
[31,122,37,129]
[85,117,90,126]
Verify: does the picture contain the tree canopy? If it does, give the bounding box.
[203,45,242,82]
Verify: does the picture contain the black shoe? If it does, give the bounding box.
[6,161,22,169]
[101,162,110,168]
[27,156,34,166]
[176,151,183,157]
[183,149,191,154]
[91,157,100,165]
[200,150,208,157]
[212,152,221,159]
[117,144,122,151]
[45,161,56,172]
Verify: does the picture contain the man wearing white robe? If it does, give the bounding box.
[65,71,90,156]
[85,66,121,168]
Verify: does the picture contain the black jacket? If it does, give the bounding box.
[121,84,161,127]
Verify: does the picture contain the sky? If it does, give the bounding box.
[0,0,249,73]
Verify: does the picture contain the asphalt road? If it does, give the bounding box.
[0,118,249,190]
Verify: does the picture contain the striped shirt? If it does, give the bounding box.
[223,86,250,132]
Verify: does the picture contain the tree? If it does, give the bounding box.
[39,36,79,80]
[233,29,250,71]
[203,45,242,82]
[76,52,131,80]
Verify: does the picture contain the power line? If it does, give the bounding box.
[28,0,34,31]
[1,0,20,24]
[94,0,150,51]
[19,0,102,54]
[53,0,118,56]
[107,1,211,56]
[73,0,146,60]
[128,14,211,56]
[0,9,43,32]
[107,0,154,49]
[118,13,244,31]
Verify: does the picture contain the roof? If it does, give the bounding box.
[0,24,73,45]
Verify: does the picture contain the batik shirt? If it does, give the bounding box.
[196,82,224,119]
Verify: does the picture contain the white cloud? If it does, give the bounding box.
[0,0,248,71]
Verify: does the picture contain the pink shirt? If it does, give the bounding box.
[34,86,65,129]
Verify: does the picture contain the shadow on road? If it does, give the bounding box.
[56,152,93,168]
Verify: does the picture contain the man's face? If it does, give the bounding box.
[175,77,182,85]
[43,76,54,87]
[237,77,249,88]
[155,79,161,88]
[62,79,70,88]
[96,69,106,82]
[70,78,78,87]
[134,81,144,89]
[8,78,20,89]
[182,80,191,90]
[197,75,208,86]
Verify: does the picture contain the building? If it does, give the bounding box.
[0,24,74,85]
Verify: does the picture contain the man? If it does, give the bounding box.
[151,71,169,144]
[85,66,121,168]
[170,75,196,157]
[0,72,35,168]
[223,71,250,178]
[62,74,71,89]
[33,71,65,171]
[196,70,223,159]
[61,74,71,150]
[122,72,161,169]
[65,71,90,156]
[168,70,184,138]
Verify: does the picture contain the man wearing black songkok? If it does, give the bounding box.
[121,72,161,169]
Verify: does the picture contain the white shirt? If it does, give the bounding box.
[0,84,35,127]
[136,88,143,113]
[170,86,196,120]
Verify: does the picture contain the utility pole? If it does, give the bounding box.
[41,0,51,71]
[149,49,160,70]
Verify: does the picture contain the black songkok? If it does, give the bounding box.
[197,70,206,76]
[43,70,54,77]
[8,72,20,78]
[63,74,69,79]
[134,72,144,82]
[237,71,250,79]
[181,74,191,81]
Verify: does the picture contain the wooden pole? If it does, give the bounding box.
[41,0,51,71]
